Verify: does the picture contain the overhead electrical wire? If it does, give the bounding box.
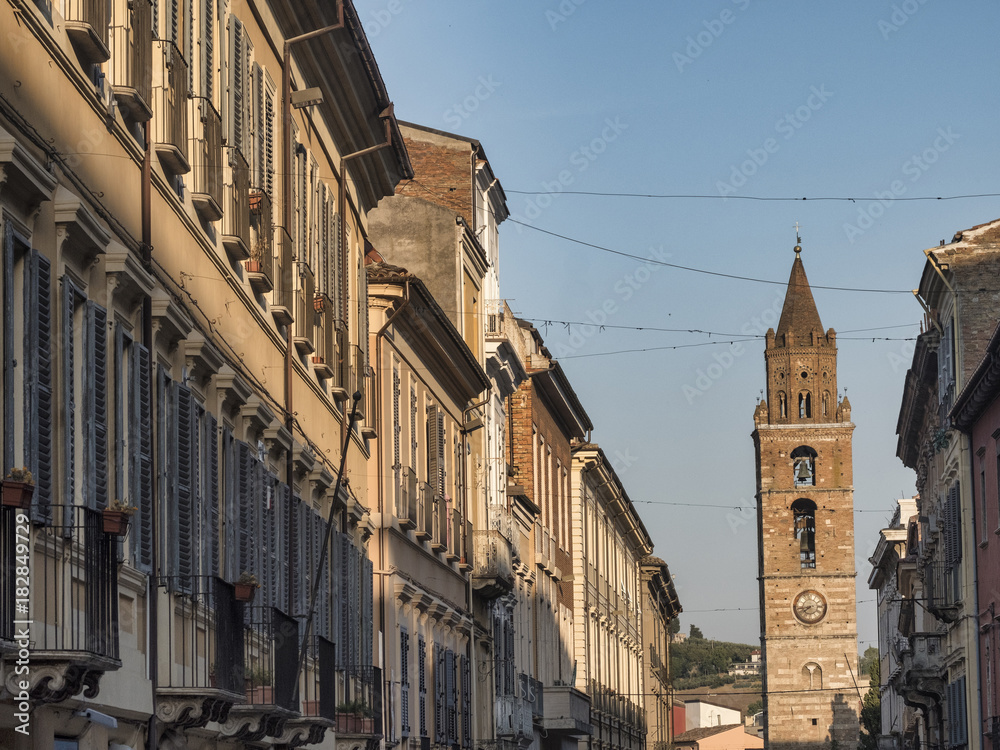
[505,188,1000,203]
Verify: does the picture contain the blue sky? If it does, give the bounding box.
[358,0,1000,648]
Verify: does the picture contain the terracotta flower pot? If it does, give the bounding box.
[249,192,264,214]
[314,296,326,313]
[246,259,263,274]
[234,582,257,602]
[102,509,131,536]
[1,481,33,509]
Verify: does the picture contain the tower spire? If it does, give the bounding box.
[774,243,824,345]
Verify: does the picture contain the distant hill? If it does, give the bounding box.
[675,682,761,719]
[670,638,757,681]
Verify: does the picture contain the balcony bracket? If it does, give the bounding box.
[156,687,240,729]
[9,652,119,704]
[220,705,295,743]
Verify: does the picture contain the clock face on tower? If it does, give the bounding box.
[793,590,827,624]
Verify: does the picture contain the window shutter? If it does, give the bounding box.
[461,654,471,747]
[418,635,427,736]
[204,412,219,578]
[157,366,173,568]
[86,301,109,511]
[222,428,236,579]
[434,643,444,743]
[362,553,373,664]
[358,256,369,370]
[199,0,213,100]
[393,367,401,468]
[339,532,351,665]
[349,541,360,665]
[401,629,411,735]
[410,386,418,469]
[2,226,14,474]
[115,327,128,516]
[27,251,53,524]
[174,383,194,587]
[64,281,78,520]
[333,211,343,324]
[445,648,456,744]
[132,341,153,572]
[226,14,245,156]
[252,62,264,190]
[332,530,343,664]
[235,440,253,578]
[264,476,279,609]
[264,71,275,196]
[952,481,962,564]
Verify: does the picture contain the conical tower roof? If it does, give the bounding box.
[775,252,824,344]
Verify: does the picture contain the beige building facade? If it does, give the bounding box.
[0,1,409,749]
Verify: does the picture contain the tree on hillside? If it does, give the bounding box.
[859,655,881,749]
[690,624,704,640]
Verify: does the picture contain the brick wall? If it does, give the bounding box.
[395,135,472,220]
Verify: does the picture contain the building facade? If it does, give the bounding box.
[752,244,859,749]
[0,0,410,748]
[640,556,681,749]
[894,220,1000,749]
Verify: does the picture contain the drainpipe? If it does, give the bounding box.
[142,118,158,750]
[373,279,411,722]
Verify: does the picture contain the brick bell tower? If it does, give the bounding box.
[753,239,859,750]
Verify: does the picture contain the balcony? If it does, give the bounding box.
[246,191,274,292]
[221,605,299,742]
[152,41,190,174]
[447,507,462,563]
[18,506,120,703]
[893,633,944,714]
[496,695,533,741]
[189,101,224,221]
[222,149,251,260]
[289,632,337,747]
[485,299,505,340]
[339,344,365,408]
[64,0,110,63]
[294,262,316,355]
[155,577,245,729]
[330,327,349,401]
[311,308,337,381]
[472,530,514,598]
[542,684,591,737]
[109,0,152,120]
[924,560,960,623]
[396,467,417,529]
[270,229,294,327]
[335,665,383,739]
[431,497,448,553]
[415,482,433,541]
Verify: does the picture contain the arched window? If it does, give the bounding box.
[778,392,787,419]
[791,446,817,487]
[792,499,817,569]
[822,391,830,417]
[803,662,823,690]
[798,392,811,418]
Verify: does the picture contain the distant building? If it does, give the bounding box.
[684,699,742,730]
[727,650,761,677]
[672,723,764,750]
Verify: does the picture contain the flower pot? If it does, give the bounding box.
[311,355,325,365]
[246,685,274,704]
[249,192,264,214]
[102,509,131,536]
[234,582,257,602]
[1,480,33,509]
[246,259,263,274]
[313,296,326,313]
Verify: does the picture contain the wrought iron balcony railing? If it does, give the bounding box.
[495,694,532,740]
[416,482,433,541]
[189,100,224,221]
[298,632,337,723]
[472,530,514,598]
[271,229,294,327]
[247,191,274,292]
[109,0,152,120]
[396,467,418,529]
[222,148,251,260]
[335,664,383,737]
[241,605,299,712]
[152,41,190,174]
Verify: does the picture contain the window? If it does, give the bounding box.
[792,445,817,487]
[822,391,830,417]
[401,628,411,735]
[792,499,817,568]
[778,391,787,419]
[803,662,822,690]
[979,449,988,545]
[798,391,811,419]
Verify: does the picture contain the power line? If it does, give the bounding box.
[506,219,913,294]
[506,188,1000,203]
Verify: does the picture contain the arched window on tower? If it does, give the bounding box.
[791,446,817,487]
[822,391,830,418]
[799,392,811,419]
[792,499,817,569]
[803,662,823,690]
[778,392,787,419]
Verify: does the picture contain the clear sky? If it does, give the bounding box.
[357,0,1000,649]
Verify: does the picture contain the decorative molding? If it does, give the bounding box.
[0,124,57,212]
[54,185,111,260]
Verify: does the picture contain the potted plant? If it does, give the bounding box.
[234,571,259,602]
[336,699,374,733]
[245,665,273,704]
[102,499,136,535]
[2,467,34,509]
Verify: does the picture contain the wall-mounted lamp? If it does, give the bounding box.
[291,87,324,109]
[462,417,483,433]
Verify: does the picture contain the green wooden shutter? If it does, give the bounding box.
[27,251,53,524]
[86,301,109,510]
[133,342,153,572]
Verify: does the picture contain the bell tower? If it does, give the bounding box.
[753,240,859,749]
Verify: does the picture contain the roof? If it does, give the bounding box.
[774,252,825,344]
[674,724,745,742]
